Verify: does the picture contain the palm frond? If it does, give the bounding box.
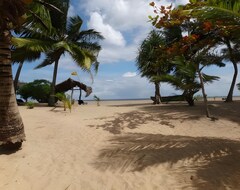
[78,29,104,41]
[67,15,83,40]
[75,42,102,52]
[201,73,220,83]
[12,47,41,63]
[12,37,54,52]
[54,41,72,54]
[34,51,59,69]
[68,45,94,70]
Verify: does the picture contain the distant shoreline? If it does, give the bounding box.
[86,96,240,102]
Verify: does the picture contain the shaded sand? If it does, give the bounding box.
[1,100,240,190]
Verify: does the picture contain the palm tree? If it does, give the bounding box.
[16,1,104,106]
[220,41,240,102]
[0,0,32,149]
[159,56,201,106]
[12,47,41,91]
[136,30,171,104]
[0,0,59,150]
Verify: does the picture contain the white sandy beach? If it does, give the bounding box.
[0,100,240,190]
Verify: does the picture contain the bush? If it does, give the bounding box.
[17,80,51,103]
[55,93,72,112]
[93,95,101,106]
[25,101,35,109]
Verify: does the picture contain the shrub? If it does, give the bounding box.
[17,80,51,103]
[25,101,35,109]
[93,95,101,106]
[55,93,72,112]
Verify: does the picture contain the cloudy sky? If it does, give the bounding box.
[12,0,240,100]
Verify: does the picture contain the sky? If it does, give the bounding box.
[12,0,240,100]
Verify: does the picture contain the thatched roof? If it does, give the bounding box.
[55,78,92,97]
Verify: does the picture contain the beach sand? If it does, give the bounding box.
[1,100,240,190]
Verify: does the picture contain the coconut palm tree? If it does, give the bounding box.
[136,30,172,104]
[12,47,41,91]
[0,0,59,150]
[16,1,104,106]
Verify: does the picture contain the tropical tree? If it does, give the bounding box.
[16,1,104,106]
[136,30,168,104]
[149,2,225,116]
[0,0,59,149]
[12,47,41,91]
[179,0,240,102]
[136,30,165,104]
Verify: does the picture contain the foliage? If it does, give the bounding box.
[93,95,100,106]
[17,79,51,102]
[136,28,182,104]
[149,0,240,103]
[148,1,229,113]
[55,92,72,112]
[25,101,35,109]
[13,1,104,106]
[136,30,168,80]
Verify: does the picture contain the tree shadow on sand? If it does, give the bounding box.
[143,101,240,124]
[88,111,162,134]
[93,133,240,190]
[109,101,240,125]
[88,104,204,134]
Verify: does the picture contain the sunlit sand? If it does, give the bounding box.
[0,100,240,189]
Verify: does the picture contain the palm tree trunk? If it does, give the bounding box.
[197,69,211,118]
[225,40,238,102]
[14,61,24,92]
[0,30,25,148]
[48,59,59,106]
[154,82,161,104]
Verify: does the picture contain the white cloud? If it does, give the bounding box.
[79,0,189,30]
[99,44,137,63]
[79,0,151,31]
[88,12,126,47]
[79,0,190,64]
[122,72,137,78]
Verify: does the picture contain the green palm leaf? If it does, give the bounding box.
[12,37,54,52]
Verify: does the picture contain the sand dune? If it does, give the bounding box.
[0,100,240,190]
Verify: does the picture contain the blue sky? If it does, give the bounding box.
[12,0,240,100]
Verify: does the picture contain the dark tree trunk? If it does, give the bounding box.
[14,61,24,92]
[183,89,194,106]
[197,69,211,118]
[48,59,59,106]
[0,30,25,148]
[225,39,238,102]
[154,82,161,104]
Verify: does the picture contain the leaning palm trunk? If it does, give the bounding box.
[0,31,25,147]
[197,69,211,118]
[14,61,24,91]
[154,82,161,104]
[49,59,60,106]
[225,40,238,102]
